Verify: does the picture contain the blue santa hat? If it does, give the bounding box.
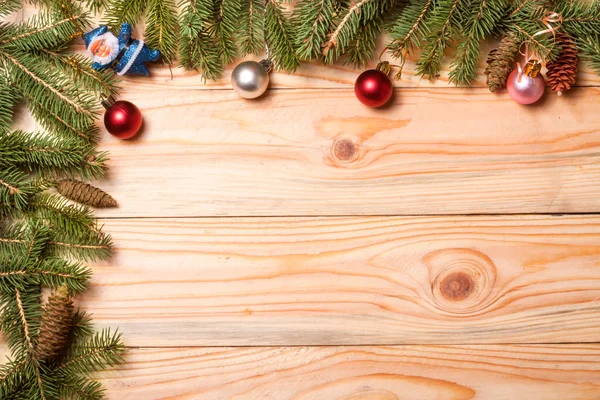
[82,25,109,49]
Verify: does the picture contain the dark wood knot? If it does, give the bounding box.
[332,139,357,162]
[424,248,497,314]
[440,271,474,301]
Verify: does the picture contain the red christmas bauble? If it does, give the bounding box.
[354,69,393,108]
[104,101,143,139]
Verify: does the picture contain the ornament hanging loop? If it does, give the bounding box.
[100,94,115,110]
[524,60,541,78]
[376,61,392,76]
[259,59,273,73]
[378,47,405,81]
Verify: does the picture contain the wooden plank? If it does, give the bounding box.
[91,87,600,218]
[98,345,600,399]
[83,215,600,346]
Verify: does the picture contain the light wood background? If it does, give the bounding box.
[6,5,600,399]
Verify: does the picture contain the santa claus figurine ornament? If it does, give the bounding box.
[83,23,161,76]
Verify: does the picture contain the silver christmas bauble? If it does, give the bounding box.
[231,61,270,99]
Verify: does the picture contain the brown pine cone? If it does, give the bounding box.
[36,285,74,360]
[56,179,117,208]
[546,32,578,95]
[485,33,521,92]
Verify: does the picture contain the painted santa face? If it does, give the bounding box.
[91,38,111,57]
[88,33,119,65]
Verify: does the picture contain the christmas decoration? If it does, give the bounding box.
[36,285,74,361]
[90,0,600,90]
[485,33,521,92]
[56,179,118,208]
[84,23,161,76]
[0,2,124,398]
[546,32,578,95]
[354,63,393,108]
[103,100,143,139]
[231,60,271,99]
[506,60,546,105]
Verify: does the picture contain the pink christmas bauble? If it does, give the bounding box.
[506,69,545,105]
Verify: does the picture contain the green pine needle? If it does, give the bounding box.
[0,131,107,180]
[387,0,435,59]
[238,0,265,56]
[102,0,147,30]
[449,0,509,86]
[145,0,180,64]
[58,329,125,375]
[416,0,465,79]
[0,0,21,17]
[179,0,225,80]
[265,0,300,72]
[293,0,337,61]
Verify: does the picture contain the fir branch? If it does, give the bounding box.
[0,358,28,399]
[179,0,224,80]
[145,0,180,64]
[15,289,35,351]
[57,374,104,400]
[449,0,510,86]
[0,77,19,133]
[416,0,465,79]
[0,51,95,118]
[35,259,91,293]
[102,0,147,30]
[508,1,557,61]
[556,0,600,39]
[0,259,89,297]
[344,9,386,68]
[293,0,337,61]
[0,287,42,360]
[80,0,105,13]
[37,49,120,101]
[212,0,241,64]
[57,329,125,375]
[0,131,107,179]
[0,13,85,51]
[578,35,600,75]
[23,92,99,144]
[387,0,435,58]
[322,0,368,62]
[0,0,21,17]
[0,221,49,263]
[238,0,264,56]
[265,0,300,71]
[0,167,36,211]
[46,236,113,263]
[321,0,392,65]
[31,193,97,235]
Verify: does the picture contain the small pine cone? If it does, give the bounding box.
[546,32,578,95]
[36,286,74,360]
[57,179,117,208]
[485,33,521,92]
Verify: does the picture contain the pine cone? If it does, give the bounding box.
[485,33,521,92]
[56,179,117,208]
[36,286,74,360]
[546,32,578,95]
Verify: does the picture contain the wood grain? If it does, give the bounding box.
[98,345,600,399]
[90,87,600,217]
[83,215,600,346]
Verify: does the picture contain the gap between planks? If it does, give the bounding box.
[96,213,600,220]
